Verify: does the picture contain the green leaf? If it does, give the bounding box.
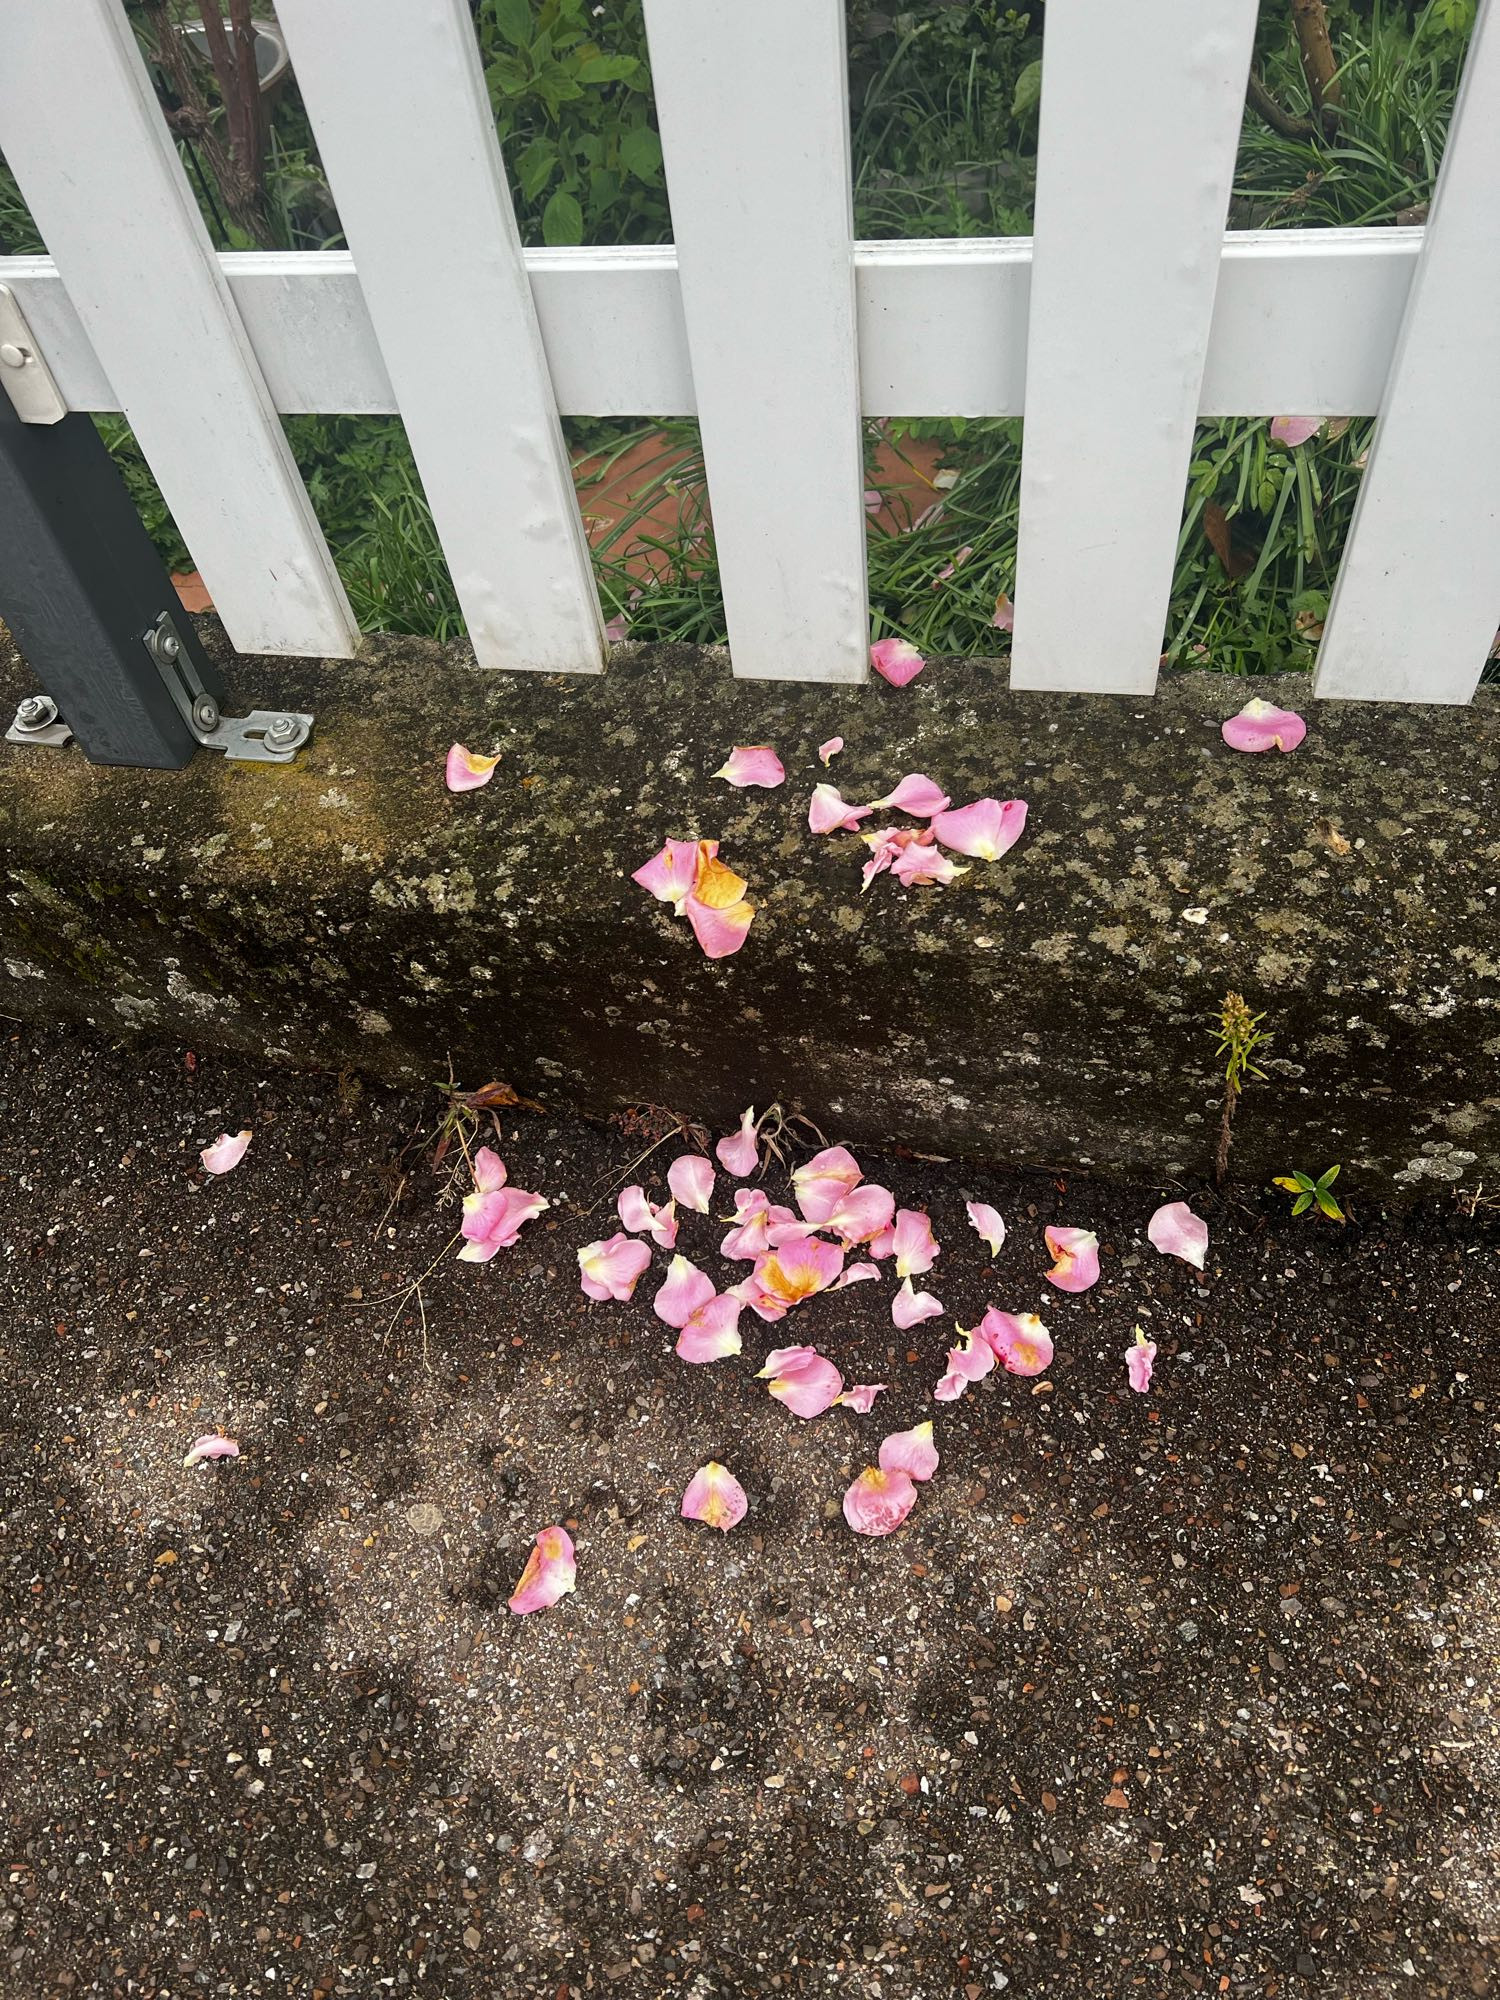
[1292,1193,1313,1215]
[541,186,584,246]
[619,121,663,182]
[485,53,529,99]
[488,0,534,51]
[1316,1163,1341,1189]
[1012,58,1043,122]
[515,137,559,202]
[1315,1189,1345,1221]
[576,52,640,83]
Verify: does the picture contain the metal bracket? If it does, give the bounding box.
[0,285,68,425]
[6,693,73,748]
[142,611,313,763]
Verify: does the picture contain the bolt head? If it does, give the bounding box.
[0,341,27,369]
[16,694,56,728]
[265,716,298,745]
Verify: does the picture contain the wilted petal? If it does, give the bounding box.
[618,1184,677,1249]
[892,1277,944,1329]
[445,744,502,793]
[757,1345,844,1418]
[933,1327,995,1403]
[818,737,844,766]
[1044,1225,1101,1293]
[793,1145,863,1224]
[879,1420,939,1483]
[578,1231,652,1303]
[1221,698,1307,754]
[809,783,873,835]
[507,1525,576,1615]
[199,1129,251,1175]
[728,1273,788,1323]
[1127,1327,1158,1394]
[715,1107,759,1178]
[685,892,755,959]
[966,1201,1006,1258]
[833,1260,882,1289]
[668,1154,715,1214]
[676,1292,744,1363]
[721,1190,799,1261]
[680,1461,747,1531]
[868,773,951,817]
[859,825,915,891]
[836,1382,889,1413]
[715,744,785,789]
[1147,1200,1209,1270]
[979,1308,1054,1377]
[458,1184,548,1260]
[653,1253,716,1329]
[1270,415,1321,447]
[754,1235,845,1307]
[842,1465,918,1536]
[891,839,966,889]
[870,638,926,687]
[633,837,708,908]
[930,544,973,587]
[183,1433,240,1469]
[892,1208,939,1280]
[992,592,1015,632]
[930,798,1028,860]
[824,1182,895,1246]
[471,1145,508,1194]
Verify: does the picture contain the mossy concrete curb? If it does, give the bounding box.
[2,622,1497,1194]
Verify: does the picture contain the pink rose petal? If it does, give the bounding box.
[653,1253,715,1328]
[183,1433,240,1469]
[753,1235,845,1308]
[720,1188,799,1261]
[603,612,630,643]
[891,837,966,889]
[1044,1225,1100,1293]
[617,1184,678,1250]
[680,1461,747,1531]
[632,837,708,908]
[833,1259,882,1290]
[992,592,1015,632]
[458,1182,549,1261]
[444,744,502,793]
[1147,1200,1209,1271]
[684,892,755,959]
[1270,416,1321,447]
[978,1308,1053,1377]
[757,1345,844,1419]
[1221,699,1307,754]
[818,737,844,766]
[933,1327,995,1403]
[675,1293,743,1363]
[507,1525,576,1614]
[577,1231,652,1303]
[836,1382,889,1413]
[1126,1328,1158,1394]
[714,745,785,789]
[879,1420,939,1484]
[199,1129,251,1176]
[792,1145,863,1224]
[809,783,873,835]
[966,1201,1005,1258]
[891,1277,943,1329]
[867,773,951,817]
[824,1182,895,1247]
[842,1465,918,1536]
[667,1154,715,1214]
[870,638,926,687]
[930,544,973,587]
[892,1208,939,1280]
[715,1107,759,1178]
[930,798,1027,861]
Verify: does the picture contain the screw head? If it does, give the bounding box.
[159,630,181,661]
[0,341,27,369]
[16,694,56,729]
[191,694,220,733]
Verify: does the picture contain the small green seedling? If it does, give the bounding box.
[1273,1165,1345,1222]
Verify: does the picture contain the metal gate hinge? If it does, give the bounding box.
[0,284,67,425]
[143,611,314,763]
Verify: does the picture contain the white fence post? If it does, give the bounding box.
[273,0,604,674]
[1010,1,1260,696]
[1314,0,1500,704]
[642,0,868,683]
[0,0,357,659]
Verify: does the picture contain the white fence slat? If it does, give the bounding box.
[274,0,603,674]
[1314,3,1500,705]
[642,0,867,683]
[0,0,355,658]
[1009,2,1260,695]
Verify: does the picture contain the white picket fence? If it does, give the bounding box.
[1,0,1497,704]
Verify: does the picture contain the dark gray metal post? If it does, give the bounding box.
[0,392,223,768]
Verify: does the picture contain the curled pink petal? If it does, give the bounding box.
[891,839,966,889]
[867,773,951,818]
[864,488,883,513]
[1127,1328,1158,1394]
[892,1278,943,1329]
[720,1189,799,1261]
[1147,1200,1209,1271]
[715,1107,759,1178]
[992,592,1015,632]
[793,1145,863,1224]
[978,1308,1054,1377]
[879,1420,939,1483]
[508,1525,576,1615]
[859,825,916,891]
[653,1253,715,1328]
[668,1154,715,1215]
[1221,699,1307,754]
[824,1182,895,1247]
[183,1433,240,1469]
[632,837,708,908]
[808,783,872,835]
[892,1208,939,1280]
[868,1224,895,1261]
[930,545,973,588]
[617,1184,677,1249]
[753,1235,845,1308]
[834,1259,882,1289]
[715,744,785,789]
[842,1465,918,1536]
[870,638,925,688]
[1270,416,1321,447]
[684,892,755,959]
[966,1201,1006,1258]
[757,1345,844,1418]
[675,1294,743,1362]
[836,1382,889,1413]
[818,737,844,766]
[728,1273,788,1323]
[1044,1225,1101,1293]
[578,1231,652,1303]
[680,1461,747,1531]
[445,744,501,793]
[934,1327,995,1403]
[458,1184,549,1261]
[471,1145,508,1194]
[930,798,1027,861]
[199,1129,251,1176]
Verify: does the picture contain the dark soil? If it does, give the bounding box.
[2,1023,1497,1999]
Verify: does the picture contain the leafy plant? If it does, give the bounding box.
[1212,991,1271,1186]
[1274,1164,1346,1221]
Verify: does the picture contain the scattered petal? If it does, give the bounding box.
[675,1294,743,1363]
[458,1183,549,1261]
[183,1433,240,1469]
[934,1327,996,1403]
[602,612,630,643]
[577,1231,652,1303]
[824,1182,895,1247]
[685,891,756,959]
[715,744,785,789]
[867,773,951,818]
[859,824,918,891]
[931,544,973,587]
[868,1224,896,1261]
[842,1465,918,1536]
[199,1129,251,1176]
[892,1277,944,1329]
[833,1259,882,1290]
[808,782,873,835]
[979,1308,1054,1377]
[818,736,844,766]
[1044,1225,1101,1293]
[617,1184,678,1249]
[892,1208,940,1279]
[870,638,926,687]
[471,1145,507,1194]
[680,1461,747,1531]
[966,1201,1006,1258]
[721,1189,801,1261]
[757,1345,844,1418]
[1221,698,1307,754]
[445,744,502,793]
[1270,415,1321,447]
[793,1145,864,1224]
[753,1235,846,1307]
[879,1420,939,1483]
[653,1253,716,1328]
[930,798,1028,860]
[508,1525,576,1614]
[891,837,966,889]
[864,488,883,513]
[1127,1326,1158,1394]
[668,1154,715,1214]
[715,1107,759,1178]
[633,837,711,909]
[836,1382,889,1413]
[991,592,1015,632]
[1147,1200,1209,1271]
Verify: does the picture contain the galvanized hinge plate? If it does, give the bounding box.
[0,284,68,425]
[143,611,314,763]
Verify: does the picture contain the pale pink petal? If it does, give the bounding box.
[757,1342,821,1377]
[458,1184,549,1260]
[1147,1200,1209,1271]
[891,839,966,889]
[577,1231,652,1303]
[818,736,844,766]
[714,745,785,789]
[727,1274,789,1323]
[1126,1328,1158,1394]
[809,783,873,835]
[764,1215,820,1248]
[602,612,630,643]
[870,638,926,687]
[757,1346,844,1418]
[879,1420,939,1483]
[966,1201,1006,1258]
[1270,415,1321,447]
[1044,1225,1101,1293]
[867,773,951,817]
[792,1145,863,1224]
[892,1277,944,1329]
[835,1382,889,1413]
[676,1292,744,1362]
[991,592,1015,632]
[864,488,883,513]
[978,1308,1054,1377]
[858,825,918,892]
[653,1253,716,1329]
[933,1327,996,1403]
[680,1461,747,1531]
[715,1107,759,1178]
[445,743,502,793]
[824,1182,895,1247]
[833,1260,882,1289]
[667,1154,715,1214]
[507,1525,576,1614]
[842,1465,918,1536]
[684,892,755,959]
[471,1145,508,1194]
[199,1129,251,1176]
[930,798,1028,861]
[618,1184,678,1250]
[892,1208,939,1280]
[930,544,973,588]
[632,837,707,908]
[720,1190,798,1261]
[1221,699,1307,754]
[868,1224,895,1261]
[753,1235,845,1307]
[183,1433,240,1469]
